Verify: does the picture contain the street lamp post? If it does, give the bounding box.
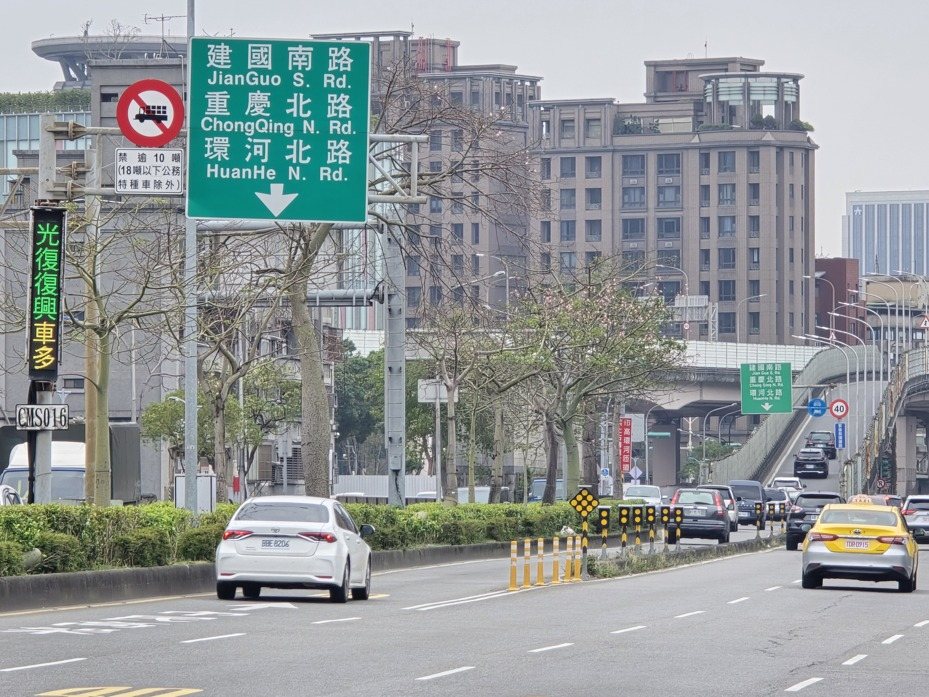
[656,263,690,339]
[804,274,838,332]
[891,271,917,353]
[842,296,888,380]
[866,276,902,365]
[701,403,737,484]
[735,293,767,343]
[824,323,867,456]
[476,253,511,317]
[642,404,661,485]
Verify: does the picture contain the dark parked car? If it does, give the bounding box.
[729,480,767,526]
[805,430,837,459]
[668,488,730,544]
[785,491,845,550]
[794,447,829,478]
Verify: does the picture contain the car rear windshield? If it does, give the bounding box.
[730,485,760,499]
[676,491,716,505]
[819,509,898,527]
[906,500,929,511]
[765,489,787,501]
[808,433,833,442]
[795,495,842,507]
[235,501,330,523]
[625,486,659,498]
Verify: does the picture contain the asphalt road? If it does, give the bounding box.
[2,542,927,696]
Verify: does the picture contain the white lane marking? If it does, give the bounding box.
[180,633,245,644]
[312,617,360,625]
[528,642,574,653]
[842,654,867,666]
[785,677,823,692]
[914,620,929,628]
[611,625,647,635]
[727,597,749,604]
[404,590,507,610]
[0,657,87,672]
[882,634,903,644]
[791,579,801,584]
[674,610,706,619]
[413,591,517,612]
[765,585,782,591]
[415,666,475,681]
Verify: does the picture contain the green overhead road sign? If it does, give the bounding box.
[187,37,371,222]
[740,362,793,414]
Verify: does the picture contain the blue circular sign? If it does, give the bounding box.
[600,467,611,478]
[807,398,827,417]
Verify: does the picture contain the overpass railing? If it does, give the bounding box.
[709,346,877,485]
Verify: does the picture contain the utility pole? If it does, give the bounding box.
[383,224,406,506]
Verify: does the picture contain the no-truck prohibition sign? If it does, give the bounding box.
[116,79,185,148]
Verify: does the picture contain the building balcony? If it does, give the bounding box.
[748,198,759,206]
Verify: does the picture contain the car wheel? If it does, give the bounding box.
[242,583,261,600]
[899,575,916,593]
[718,530,729,544]
[352,560,371,601]
[330,561,350,603]
[801,572,821,589]
[786,536,799,551]
[730,521,738,532]
[216,581,236,600]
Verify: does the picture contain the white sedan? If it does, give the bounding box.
[215,495,375,603]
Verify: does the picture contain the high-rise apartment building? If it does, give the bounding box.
[843,190,929,276]
[530,57,817,344]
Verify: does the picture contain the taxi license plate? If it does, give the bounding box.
[845,539,869,549]
[261,539,290,549]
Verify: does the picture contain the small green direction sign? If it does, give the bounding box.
[740,362,793,414]
[187,37,371,222]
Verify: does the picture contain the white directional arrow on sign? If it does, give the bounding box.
[761,402,773,411]
[255,184,298,217]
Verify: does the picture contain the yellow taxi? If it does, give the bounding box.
[801,502,918,592]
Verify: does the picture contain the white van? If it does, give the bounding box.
[0,442,86,503]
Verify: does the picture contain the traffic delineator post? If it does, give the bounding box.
[552,536,561,585]
[508,540,518,591]
[535,537,546,587]
[522,537,532,588]
[573,534,582,582]
[564,535,574,581]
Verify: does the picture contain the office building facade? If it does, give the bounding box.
[843,190,929,276]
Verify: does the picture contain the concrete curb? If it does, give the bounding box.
[0,542,513,613]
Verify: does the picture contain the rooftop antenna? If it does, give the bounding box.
[144,13,183,55]
[704,39,708,58]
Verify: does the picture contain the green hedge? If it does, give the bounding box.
[0,540,24,577]
[113,528,171,568]
[33,531,84,573]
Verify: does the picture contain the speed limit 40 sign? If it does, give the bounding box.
[829,398,849,420]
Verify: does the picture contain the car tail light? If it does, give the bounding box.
[713,505,725,519]
[222,529,253,540]
[902,509,915,516]
[808,532,838,542]
[877,536,907,545]
[298,531,337,543]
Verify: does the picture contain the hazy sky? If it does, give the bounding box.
[5,0,928,255]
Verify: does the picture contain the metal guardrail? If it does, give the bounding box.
[709,346,878,485]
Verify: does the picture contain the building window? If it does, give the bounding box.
[585,250,602,267]
[699,151,710,175]
[429,196,442,213]
[471,223,480,244]
[657,153,681,176]
[623,250,645,266]
[700,216,710,239]
[749,312,760,334]
[470,191,479,207]
[749,279,761,297]
[62,377,85,390]
[559,118,575,139]
[451,129,464,152]
[585,219,602,242]
[789,183,795,201]
[429,129,443,152]
[622,154,646,176]
[560,252,577,273]
[451,254,464,275]
[718,183,736,206]
[585,156,602,178]
[658,281,680,304]
[471,254,480,275]
[452,223,464,242]
[540,158,551,180]
[718,248,736,270]
[559,220,576,242]
[748,216,760,237]
[718,280,736,302]
[789,216,795,232]
[718,151,736,173]
[429,223,442,241]
[540,221,551,243]
[428,160,442,173]
[699,280,710,297]
[749,247,761,269]
[789,279,795,295]
[471,89,481,108]
[748,150,760,173]
[406,286,422,308]
[719,312,736,334]
[789,151,795,172]
[622,218,646,239]
[700,249,710,271]
[622,186,646,209]
[789,248,794,263]
[657,217,681,239]
[406,255,422,277]
[585,188,602,210]
[657,186,681,208]
[700,185,710,208]
[560,188,576,210]
[429,286,443,305]
[559,156,576,179]
[789,311,795,329]
[451,193,464,213]
[657,249,681,268]
[540,252,551,271]
[584,117,602,139]
[718,216,736,238]
[406,317,421,329]
[748,183,760,206]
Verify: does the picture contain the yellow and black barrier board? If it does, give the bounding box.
[569,488,599,517]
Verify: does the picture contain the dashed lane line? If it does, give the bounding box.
[311,617,360,625]
[415,666,474,681]
[180,633,245,644]
[882,634,903,644]
[0,657,87,672]
[610,625,646,635]
[791,579,801,584]
[403,590,507,610]
[765,585,782,591]
[785,677,823,692]
[727,597,749,605]
[528,643,574,653]
[842,654,867,666]
[674,610,706,619]
[914,620,929,628]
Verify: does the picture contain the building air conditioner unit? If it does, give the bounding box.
[664,177,674,184]
[629,243,638,249]
[629,178,638,185]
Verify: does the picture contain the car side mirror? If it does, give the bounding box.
[359,524,376,539]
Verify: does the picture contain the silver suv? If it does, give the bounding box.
[699,484,739,532]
